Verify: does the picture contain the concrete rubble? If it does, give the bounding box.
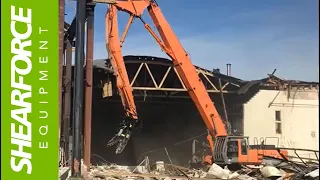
[77,158,319,180]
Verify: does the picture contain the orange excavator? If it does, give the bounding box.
[105,0,288,165]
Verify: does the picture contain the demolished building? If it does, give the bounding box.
[60,1,319,178]
[84,55,319,167]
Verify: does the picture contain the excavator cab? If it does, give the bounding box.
[213,136,264,165]
[213,136,287,165]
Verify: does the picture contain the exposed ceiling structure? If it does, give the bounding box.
[92,55,319,98]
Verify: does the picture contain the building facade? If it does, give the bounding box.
[243,88,319,161]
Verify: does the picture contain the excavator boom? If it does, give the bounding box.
[105,0,288,165]
[146,2,228,137]
[106,0,227,153]
[105,4,139,153]
[106,6,137,120]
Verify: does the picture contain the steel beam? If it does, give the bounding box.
[62,41,73,166]
[59,0,65,151]
[84,3,95,168]
[71,0,86,177]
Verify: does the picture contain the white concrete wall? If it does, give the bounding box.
[243,89,319,161]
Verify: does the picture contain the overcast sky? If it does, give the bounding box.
[65,0,319,81]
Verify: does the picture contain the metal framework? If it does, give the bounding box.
[98,56,243,97]
[129,62,238,93]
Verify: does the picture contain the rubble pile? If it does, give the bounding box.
[85,160,319,180]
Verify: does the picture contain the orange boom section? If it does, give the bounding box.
[105,0,288,165]
[106,0,227,154]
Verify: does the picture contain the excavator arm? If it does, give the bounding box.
[105,0,227,154]
[105,4,139,153]
[105,1,288,165]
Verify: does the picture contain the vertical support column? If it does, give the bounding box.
[59,0,65,147]
[71,0,86,177]
[84,3,95,167]
[62,41,73,165]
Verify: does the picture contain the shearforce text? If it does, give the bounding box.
[10,6,33,175]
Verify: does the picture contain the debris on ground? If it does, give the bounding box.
[84,158,319,180]
[59,166,70,180]
[305,168,319,179]
[206,163,239,179]
[59,151,317,180]
[259,165,283,178]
